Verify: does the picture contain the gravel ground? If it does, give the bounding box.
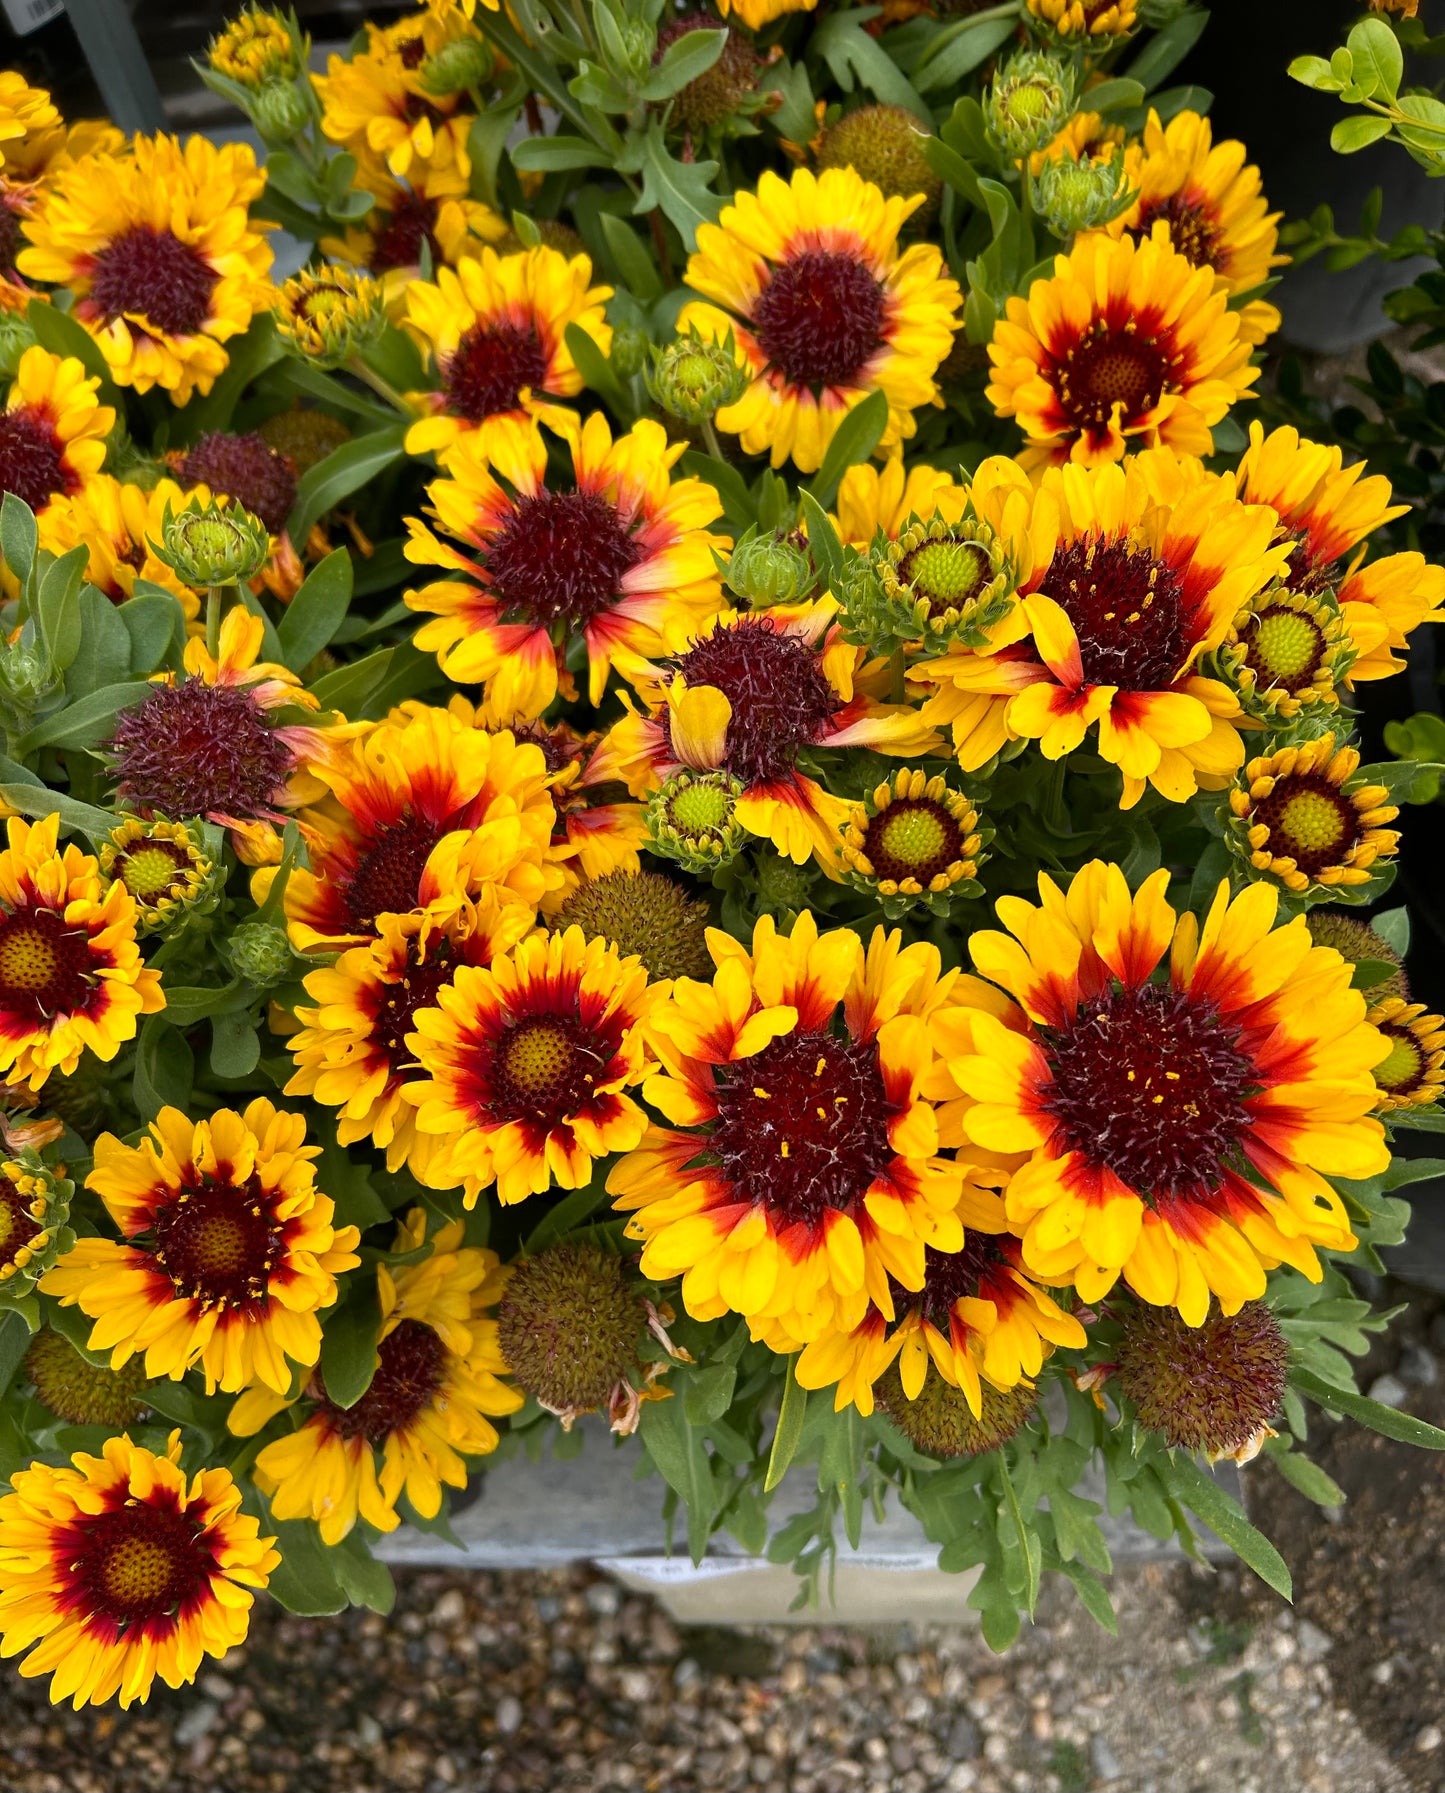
[0,1558,1408,1793]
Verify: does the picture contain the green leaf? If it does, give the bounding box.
[35,544,87,674]
[598,211,663,303]
[330,1534,396,1614]
[644,28,727,100]
[639,1394,717,1563]
[1347,16,1405,101]
[679,449,754,529]
[684,1362,738,1426]
[0,782,117,845]
[1122,8,1210,92]
[65,585,132,699]
[806,388,889,509]
[765,1356,807,1492]
[1291,1366,1445,1448]
[1331,116,1393,154]
[265,1519,349,1616]
[510,134,612,173]
[0,493,36,588]
[1289,54,1341,92]
[26,298,121,406]
[620,124,724,253]
[920,134,987,210]
[811,11,930,121]
[1079,77,1146,113]
[318,1281,382,1410]
[173,313,285,444]
[1268,1446,1345,1508]
[913,15,1016,95]
[119,589,187,675]
[0,1309,31,1402]
[158,981,245,1027]
[210,1010,261,1079]
[523,1177,610,1252]
[286,423,408,546]
[1166,1456,1293,1599]
[133,1016,194,1120]
[1058,1561,1118,1634]
[309,645,394,715]
[1373,904,1411,956]
[564,320,633,415]
[45,1297,110,1366]
[277,549,353,673]
[468,86,524,210]
[16,681,154,753]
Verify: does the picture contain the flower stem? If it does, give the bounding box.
[701,417,725,462]
[348,358,409,413]
[205,584,228,660]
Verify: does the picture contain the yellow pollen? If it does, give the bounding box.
[102,1536,175,1605]
[0,925,58,993]
[121,845,185,902]
[503,1023,575,1094]
[780,1141,790,1158]
[753,1087,770,1099]
[1277,788,1349,854]
[815,1057,827,1077]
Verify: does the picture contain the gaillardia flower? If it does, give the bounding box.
[0,1434,277,1709]
[1109,110,1287,346]
[402,246,612,458]
[1236,423,1445,682]
[404,413,728,725]
[1227,733,1399,897]
[913,450,1284,805]
[255,704,561,950]
[41,1100,361,1394]
[678,166,961,473]
[313,11,474,184]
[209,7,303,88]
[796,1229,1085,1417]
[407,925,660,1206]
[1115,1299,1287,1463]
[838,769,984,915]
[946,861,1389,1324]
[19,134,274,405]
[0,1149,73,1296]
[0,345,111,516]
[231,1211,522,1543]
[986,231,1255,468]
[553,868,713,983]
[1027,0,1137,39]
[36,474,203,616]
[274,264,385,369]
[175,430,299,533]
[323,154,506,281]
[284,895,534,1185]
[99,817,214,934]
[593,601,939,869]
[609,917,973,1348]
[1366,995,1445,1113]
[0,814,163,1092]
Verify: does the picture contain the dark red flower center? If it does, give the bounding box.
[0,407,72,513]
[663,617,837,784]
[371,191,441,274]
[317,1317,448,1442]
[1055,320,1174,433]
[1043,982,1256,1203]
[149,1174,284,1310]
[1250,772,1361,877]
[708,1030,894,1231]
[0,202,20,281]
[752,249,887,390]
[513,724,580,777]
[484,487,642,634]
[481,1010,614,1124]
[1133,193,1221,272]
[444,320,551,422]
[64,1501,212,1630]
[372,934,463,1072]
[342,809,451,932]
[178,431,298,535]
[862,798,963,886]
[894,1234,1011,1333]
[87,226,219,336]
[1036,537,1190,690]
[110,681,296,823]
[1283,535,1336,597]
[0,1177,41,1262]
[0,906,96,1023]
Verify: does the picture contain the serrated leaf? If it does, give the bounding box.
[644,28,727,101]
[811,10,930,121]
[684,1362,737,1426]
[1166,1456,1292,1599]
[620,125,724,253]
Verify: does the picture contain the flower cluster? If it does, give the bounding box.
[0,0,1438,1704]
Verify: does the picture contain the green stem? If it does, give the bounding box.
[347,359,409,413]
[888,646,906,704]
[205,584,232,659]
[701,417,725,462]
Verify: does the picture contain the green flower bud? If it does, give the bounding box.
[0,638,57,724]
[609,322,650,380]
[1031,148,1136,235]
[647,769,747,873]
[611,17,656,82]
[154,498,270,587]
[0,1151,74,1302]
[0,310,37,380]
[646,325,751,425]
[420,32,494,96]
[817,106,942,227]
[228,919,295,986]
[251,76,312,146]
[847,511,1020,657]
[984,49,1077,159]
[724,525,813,608]
[753,850,815,914]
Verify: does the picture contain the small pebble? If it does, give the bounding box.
[1416,1724,1442,1753]
[495,1694,523,1734]
[1398,1345,1439,1388]
[173,1701,220,1747]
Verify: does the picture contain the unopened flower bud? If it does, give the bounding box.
[647,769,746,873]
[646,326,751,425]
[420,32,493,96]
[251,76,311,145]
[1031,147,1135,234]
[609,322,650,380]
[985,49,1077,159]
[154,498,270,587]
[724,525,813,607]
[275,265,385,369]
[228,919,295,986]
[0,312,36,380]
[209,6,304,89]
